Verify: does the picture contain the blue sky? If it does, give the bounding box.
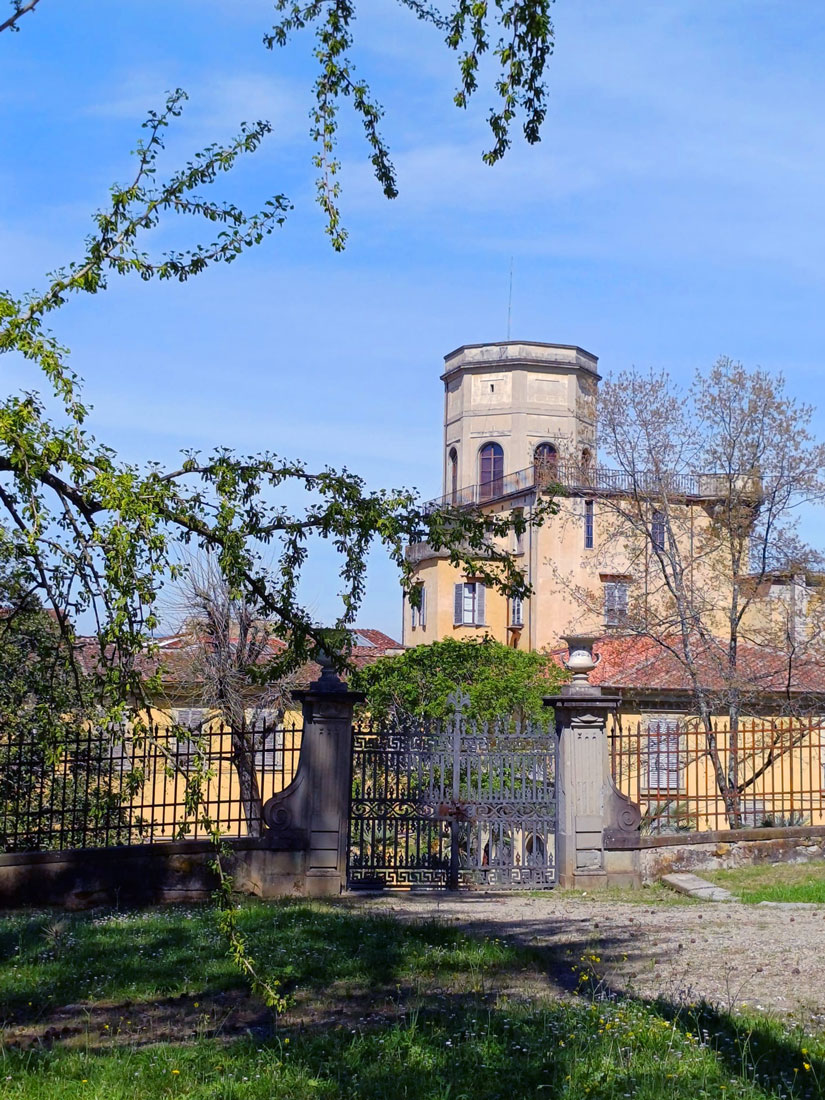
[2,0,825,636]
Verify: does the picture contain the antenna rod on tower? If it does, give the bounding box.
[507,257,513,340]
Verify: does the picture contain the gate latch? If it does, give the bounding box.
[437,800,472,822]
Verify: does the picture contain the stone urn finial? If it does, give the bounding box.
[311,647,347,693]
[561,635,601,687]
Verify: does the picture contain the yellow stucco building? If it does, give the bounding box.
[402,340,825,832]
[403,339,817,654]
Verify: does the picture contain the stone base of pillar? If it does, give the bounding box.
[546,640,643,892]
[558,869,609,890]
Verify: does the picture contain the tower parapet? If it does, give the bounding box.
[441,340,600,498]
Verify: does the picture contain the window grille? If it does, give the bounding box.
[454,582,486,625]
[603,581,628,627]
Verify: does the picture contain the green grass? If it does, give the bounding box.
[703,863,825,904]
[0,901,521,1020]
[1,900,824,1099]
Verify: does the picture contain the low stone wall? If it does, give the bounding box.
[635,825,825,883]
[0,839,325,910]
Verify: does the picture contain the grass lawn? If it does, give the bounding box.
[0,899,822,1099]
[703,863,825,904]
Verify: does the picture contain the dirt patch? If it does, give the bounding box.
[345,892,825,1027]
[0,989,275,1051]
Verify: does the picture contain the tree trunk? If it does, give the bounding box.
[231,729,263,837]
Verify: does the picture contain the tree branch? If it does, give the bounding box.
[0,0,43,35]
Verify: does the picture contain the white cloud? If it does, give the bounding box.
[85,68,308,146]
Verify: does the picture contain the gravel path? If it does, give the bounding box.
[346,892,825,1025]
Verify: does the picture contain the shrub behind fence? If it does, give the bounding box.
[0,720,303,852]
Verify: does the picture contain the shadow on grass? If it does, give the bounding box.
[660,999,825,1099]
[0,899,632,1027]
[4,990,819,1099]
[3,900,822,1098]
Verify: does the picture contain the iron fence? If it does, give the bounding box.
[424,461,754,511]
[348,715,557,889]
[609,715,825,833]
[0,719,303,852]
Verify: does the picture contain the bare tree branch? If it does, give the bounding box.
[0,0,43,35]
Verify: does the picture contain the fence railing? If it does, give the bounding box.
[425,462,760,511]
[609,716,825,833]
[0,720,303,852]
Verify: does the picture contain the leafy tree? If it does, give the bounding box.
[0,535,133,851]
[4,0,555,248]
[0,5,558,1005]
[352,636,566,725]
[0,10,560,728]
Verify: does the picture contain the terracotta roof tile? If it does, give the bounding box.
[551,634,825,697]
[74,627,403,687]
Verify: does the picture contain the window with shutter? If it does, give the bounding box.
[603,581,629,627]
[478,442,504,500]
[584,500,594,549]
[172,708,205,731]
[411,599,418,629]
[510,595,523,627]
[449,448,458,503]
[171,733,198,771]
[419,585,427,628]
[512,509,525,554]
[645,719,683,791]
[651,510,666,551]
[740,799,767,827]
[245,707,278,731]
[171,708,206,772]
[454,583,464,625]
[454,582,485,625]
[253,728,284,772]
[476,583,485,625]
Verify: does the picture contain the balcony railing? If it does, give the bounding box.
[425,461,762,511]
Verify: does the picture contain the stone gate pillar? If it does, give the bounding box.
[544,636,641,889]
[262,657,363,896]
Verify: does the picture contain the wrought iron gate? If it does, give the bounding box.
[348,716,557,889]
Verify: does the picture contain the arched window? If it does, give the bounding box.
[534,442,558,486]
[580,447,593,485]
[478,442,504,501]
[449,448,458,503]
